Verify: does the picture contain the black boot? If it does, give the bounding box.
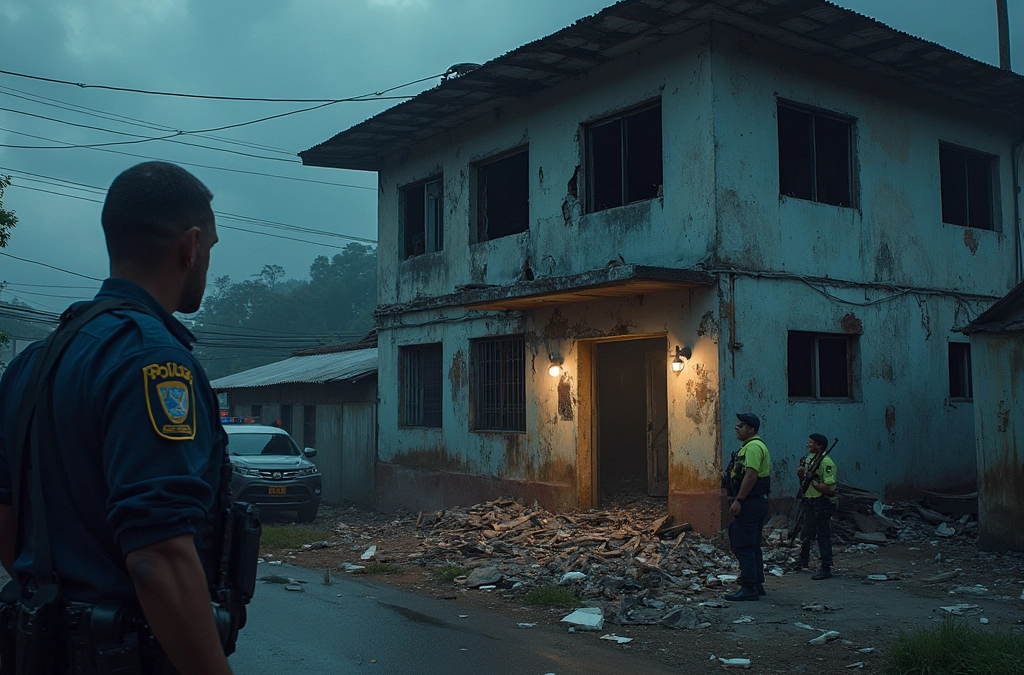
[724,586,759,602]
[756,583,766,596]
[812,565,832,580]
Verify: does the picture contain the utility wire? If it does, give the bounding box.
[3,178,377,245]
[0,69,443,102]
[0,130,376,189]
[0,251,104,281]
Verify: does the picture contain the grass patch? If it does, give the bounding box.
[357,563,402,575]
[522,585,580,607]
[259,526,333,551]
[885,616,1024,675]
[432,565,469,583]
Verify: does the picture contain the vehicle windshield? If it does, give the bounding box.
[228,432,301,457]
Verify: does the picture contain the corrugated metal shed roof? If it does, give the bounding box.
[964,280,1024,334]
[301,0,1024,172]
[210,348,378,390]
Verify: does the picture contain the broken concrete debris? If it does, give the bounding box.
[809,630,841,646]
[560,607,604,631]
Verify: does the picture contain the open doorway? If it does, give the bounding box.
[595,337,669,502]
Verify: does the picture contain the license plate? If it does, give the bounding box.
[268,486,287,495]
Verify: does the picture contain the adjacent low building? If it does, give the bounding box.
[211,340,378,507]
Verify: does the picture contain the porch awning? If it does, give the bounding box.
[456,265,714,311]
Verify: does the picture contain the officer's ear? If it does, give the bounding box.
[176,226,203,271]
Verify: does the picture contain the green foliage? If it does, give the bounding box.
[522,585,580,606]
[193,243,377,379]
[259,526,334,551]
[0,175,17,248]
[357,563,401,575]
[432,565,469,582]
[884,616,1024,675]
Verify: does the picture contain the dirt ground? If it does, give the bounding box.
[260,503,1024,674]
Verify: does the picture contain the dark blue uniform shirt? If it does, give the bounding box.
[0,278,224,603]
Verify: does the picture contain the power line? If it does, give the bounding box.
[0,251,104,281]
[3,177,377,245]
[0,132,376,190]
[0,68,443,102]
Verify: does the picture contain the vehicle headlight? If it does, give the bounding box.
[297,466,319,477]
[232,465,262,477]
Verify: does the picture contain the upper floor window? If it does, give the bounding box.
[587,102,662,212]
[402,176,443,259]
[940,144,995,231]
[472,335,526,432]
[477,148,529,241]
[948,342,973,400]
[788,331,853,399]
[399,343,443,428]
[778,102,854,207]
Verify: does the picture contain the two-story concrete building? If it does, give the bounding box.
[302,0,1023,534]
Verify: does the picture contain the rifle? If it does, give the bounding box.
[787,437,839,542]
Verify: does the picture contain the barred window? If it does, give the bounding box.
[399,343,443,428]
[473,335,526,432]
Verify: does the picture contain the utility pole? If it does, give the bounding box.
[997,0,1011,71]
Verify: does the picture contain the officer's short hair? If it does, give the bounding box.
[101,162,214,264]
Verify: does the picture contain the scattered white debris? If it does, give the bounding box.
[719,657,751,668]
[936,523,956,538]
[560,572,586,584]
[873,501,890,516]
[846,662,865,669]
[284,584,304,592]
[257,558,265,563]
[940,604,981,616]
[717,574,739,582]
[458,614,468,618]
[478,585,496,590]
[952,585,990,596]
[600,634,633,644]
[769,566,785,577]
[267,560,283,566]
[561,608,604,631]
[342,563,365,572]
[980,617,989,624]
[809,630,841,646]
[1019,589,1024,601]
[858,647,878,653]
[360,545,377,560]
[795,622,817,631]
[867,575,889,581]
[516,622,535,629]
[733,616,754,624]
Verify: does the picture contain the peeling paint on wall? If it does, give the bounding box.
[963,229,979,255]
[545,310,570,339]
[840,312,864,334]
[996,400,1010,432]
[557,375,574,421]
[697,310,720,344]
[684,363,718,430]
[875,242,898,280]
[449,349,466,402]
[393,445,474,473]
[885,405,896,432]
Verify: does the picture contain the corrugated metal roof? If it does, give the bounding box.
[964,280,1024,334]
[210,348,378,390]
[301,0,1024,172]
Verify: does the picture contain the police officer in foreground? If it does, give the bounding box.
[0,162,234,673]
[795,433,838,580]
[724,412,771,602]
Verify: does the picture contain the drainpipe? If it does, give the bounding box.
[1014,140,1024,282]
[997,0,1012,71]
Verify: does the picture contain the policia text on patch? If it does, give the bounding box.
[0,300,261,674]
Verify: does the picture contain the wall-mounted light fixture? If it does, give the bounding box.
[548,354,564,377]
[671,345,692,373]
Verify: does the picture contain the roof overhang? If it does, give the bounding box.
[375,265,714,315]
[964,279,1024,335]
[302,0,1024,172]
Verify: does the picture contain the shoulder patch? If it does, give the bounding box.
[143,362,196,440]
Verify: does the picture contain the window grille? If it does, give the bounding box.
[473,335,526,432]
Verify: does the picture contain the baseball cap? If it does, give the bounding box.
[736,412,760,431]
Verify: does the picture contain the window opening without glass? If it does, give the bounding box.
[778,103,853,207]
[588,102,663,212]
[402,176,443,258]
[948,342,973,399]
[473,335,526,432]
[788,332,852,399]
[400,343,443,428]
[940,145,995,231]
[478,149,529,241]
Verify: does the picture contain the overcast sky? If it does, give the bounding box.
[1,0,1021,316]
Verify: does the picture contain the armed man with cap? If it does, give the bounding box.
[723,412,771,602]
[795,433,838,580]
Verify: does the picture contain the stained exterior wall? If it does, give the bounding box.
[709,26,1018,499]
[371,20,1019,531]
[971,332,1024,551]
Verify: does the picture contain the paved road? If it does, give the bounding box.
[229,562,678,675]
